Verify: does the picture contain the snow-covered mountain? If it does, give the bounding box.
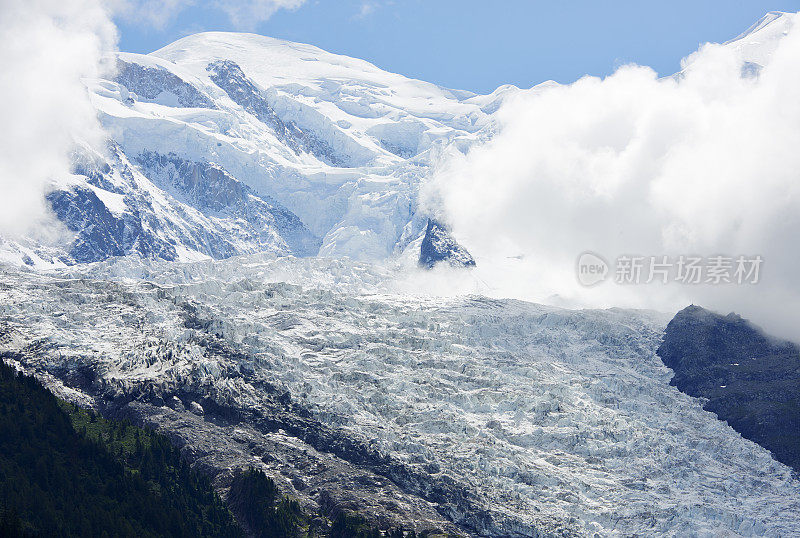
[3,11,795,269]
[3,30,504,268]
[1,11,800,537]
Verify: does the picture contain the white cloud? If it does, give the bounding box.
[109,0,194,30]
[424,13,800,340]
[214,0,307,31]
[0,0,117,237]
[355,1,377,19]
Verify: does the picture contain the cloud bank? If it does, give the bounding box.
[0,0,117,237]
[424,13,800,339]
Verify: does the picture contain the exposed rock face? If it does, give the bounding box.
[41,145,321,265]
[116,59,216,108]
[134,151,321,257]
[418,219,475,269]
[108,399,468,536]
[657,305,800,472]
[46,186,178,263]
[0,270,468,536]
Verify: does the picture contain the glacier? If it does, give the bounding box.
[2,256,800,536]
[0,10,799,537]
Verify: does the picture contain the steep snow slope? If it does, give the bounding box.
[724,11,796,70]
[2,257,799,536]
[1,33,496,267]
[89,33,495,263]
[151,32,489,161]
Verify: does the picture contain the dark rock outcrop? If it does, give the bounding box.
[135,151,321,257]
[0,293,469,536]
[46,144,322,264]
[116,59,216,108]
[419,219,475,269]
[657,305,800,472]
[47,187,178,263]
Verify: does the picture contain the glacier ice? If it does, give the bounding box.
[1,11,799,537]
[1,256,799,536]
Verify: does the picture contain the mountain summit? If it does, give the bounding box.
[3,13,796,268]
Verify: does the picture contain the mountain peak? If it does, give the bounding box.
[726,10,795,45]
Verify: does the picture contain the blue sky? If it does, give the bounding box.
[116,1,800,94]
